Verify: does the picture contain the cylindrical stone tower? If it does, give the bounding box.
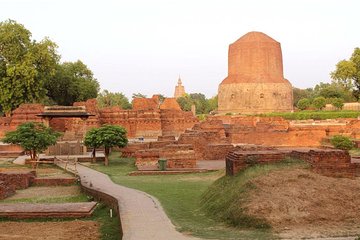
[218,31,293,114]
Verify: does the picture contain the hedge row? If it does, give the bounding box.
[257,110,360,120]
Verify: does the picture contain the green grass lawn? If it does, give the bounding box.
[256,110,360,120]
[89,153,275,240]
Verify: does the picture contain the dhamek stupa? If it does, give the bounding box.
[218,31,293,114]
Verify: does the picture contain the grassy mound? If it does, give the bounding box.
[201,159,308,229]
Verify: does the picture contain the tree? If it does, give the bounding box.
[331,98,344,110]
[312,82,354,102]
[97,90,132,109]
[331,48,360,99]
[293,87,314,106]
[84,127,101,163]
[296,98,311,110]
[2,122,60,165]
[84,125,128,166]
[44,60,99,105]
[207,95,218,113]
[132,93,147,99]
[177,93,217,114]
[312,96,326,110]
[0,19,59,116]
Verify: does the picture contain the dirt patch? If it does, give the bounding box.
[244,168,360,238]
[5,185,81,200]
[0,220,100,240]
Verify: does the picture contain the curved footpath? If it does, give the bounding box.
[60,163,201,240]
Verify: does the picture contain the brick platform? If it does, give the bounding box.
[0,202,97,219]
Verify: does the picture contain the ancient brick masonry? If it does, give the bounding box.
[226,148,360,178]
[218,32,293,114]
[132,120,234,170]
[0,171,36,199]
[0,96,198,141]
[208,115,360,147]
[0,171,36,189]
[0,181,15,200]
[134,144,196,169]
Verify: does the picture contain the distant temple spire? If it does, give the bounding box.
[174,75,186,98]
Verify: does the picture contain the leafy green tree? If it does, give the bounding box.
[45,60,99,105]
[2,122,60,163]
[176,94,193,111]
[312,96,326,110]
[84,127,101,163]
[132,93,147,99]
[330,98,344,110]
[207,95,218,113]
[84,125,128,166]
[0,19,59,116]
[313,82,354,102]
[296,98,311,110]
[330,135,354,150]
[177,93,217,114]
[97,90,131,109]
[293,87,314,106]
[331,48,360,99]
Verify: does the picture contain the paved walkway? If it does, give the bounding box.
[57,162,201,240]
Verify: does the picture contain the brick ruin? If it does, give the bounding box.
[0,171,35,200]
[226,148,360,178]
[0,95,198,141]
[125,116,360,173]
[218,31,293,114]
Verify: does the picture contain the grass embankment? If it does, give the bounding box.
[89,154,275,239]
[257,110,360,120]
[201,159,309,229]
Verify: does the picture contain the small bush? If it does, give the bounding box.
[330,135,354,150]
[312,97,326,110]
[331,98,344,110]
[296,98,311,110]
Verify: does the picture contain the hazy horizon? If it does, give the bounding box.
[2,0,360,99]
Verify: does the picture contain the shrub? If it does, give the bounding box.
[296,98,311,110]
[312,97,326,110]
[331,98,344,110]
[330,135,354,150]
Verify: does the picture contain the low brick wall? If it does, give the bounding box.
[0,181,16,200]
[157,136,176,141]
[81,185,122,237]
[32,177,77,186]
[204,144,235,160]
[135,144,196,169]
[290,149,358,178]
[0,171,36,190]
[226,148,360,178]
[119,143,150,157]
[226,150,287,176]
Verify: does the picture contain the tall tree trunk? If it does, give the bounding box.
[104,147,110,166]
[92,148,96,163]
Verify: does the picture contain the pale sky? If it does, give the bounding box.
[2,0,360,99]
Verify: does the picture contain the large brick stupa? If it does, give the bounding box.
[218,31,293,114]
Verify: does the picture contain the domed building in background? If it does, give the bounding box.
[218,31,293,114]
